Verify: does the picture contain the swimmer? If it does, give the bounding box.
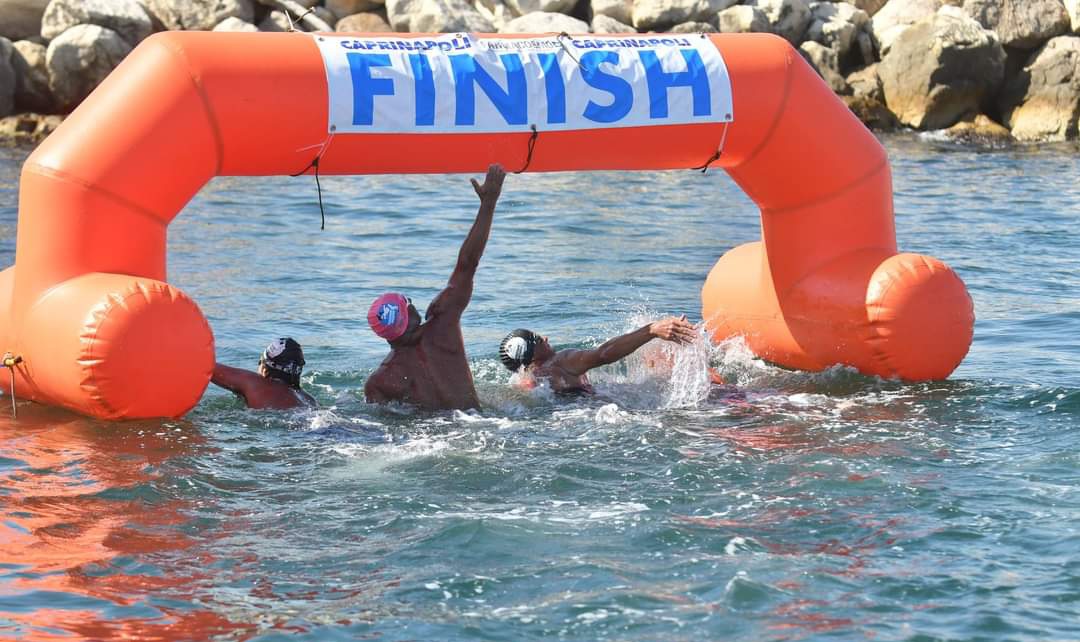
[498,316,699,394]
[211,337,317,410]
[364,164,505,410]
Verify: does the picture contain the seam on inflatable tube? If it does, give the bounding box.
[764,157,889,217]
[864,254,929,376]
[78,282,164,419]
[23,163,166,226]
[77,294,121,420]
[158,36,224,176]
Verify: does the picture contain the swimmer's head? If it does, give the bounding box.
[260,337,305,387]
[368,292,419,342]
[499,329,549,371]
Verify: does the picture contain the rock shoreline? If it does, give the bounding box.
[2,0,1079,146]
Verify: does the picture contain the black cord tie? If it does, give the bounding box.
[691,149,722,174]
[291,152,329,230]
[690,121,731,174]
[515,125,539,174]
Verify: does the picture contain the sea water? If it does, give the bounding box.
[0,135,1078,640]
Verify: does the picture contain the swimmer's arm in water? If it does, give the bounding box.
[210,363,261,403]
[427,164,505,320]
[553,316,697,375]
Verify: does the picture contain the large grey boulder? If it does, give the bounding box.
[851,0,888,17]
[256,10,291,31]
[325,0,384,18]
[842,93,900,129]
[999,35,1080,140]
[213,16,258,31]
[872,0,943,56]
[11,39,54,113]
[0,112,62,143]
[746,0,811,43]
[962,0,1070,50]
[46,24,131,112]
[592,14,636,32]
[800,41,849,92]
[139,0,255,31]
[500,11,588,32]
[1,0,50,41]
[335,12,394,31]
[843,62,895,129]
[41,0,153,47]
[672,20,718,32]
[879,6,1005,129]
[593,0,633,25]
[475,0,514,30]
[0,38,14,117]
[631,0,738,32]
[504,0,577,17]
[1067,0,1080,34]
[847,62,883,102]
[944,112,1013,143]
[716,5,770,33]
[806,1,871,60]
[386,0,495,31]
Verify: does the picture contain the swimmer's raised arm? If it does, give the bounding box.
[427,164,505,319]
[211,362,261,403]
[552,316,697,376]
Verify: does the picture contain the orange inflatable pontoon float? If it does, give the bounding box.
[0,31,973,419]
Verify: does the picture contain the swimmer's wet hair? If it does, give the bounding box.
[499,329,540,371]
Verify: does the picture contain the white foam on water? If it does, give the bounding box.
[327,436,454,478]
[425,499,649,527]
[594,403,632,425]
[303,408,386,432]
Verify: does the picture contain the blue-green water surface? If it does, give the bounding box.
[1,135,1078,641]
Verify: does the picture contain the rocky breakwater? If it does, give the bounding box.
[1,0,1078,145]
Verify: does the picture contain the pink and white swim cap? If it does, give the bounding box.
[368,292,411,341]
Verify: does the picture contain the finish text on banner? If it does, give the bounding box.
[314,34,734,134]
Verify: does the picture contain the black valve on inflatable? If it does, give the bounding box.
[2,352,22,419]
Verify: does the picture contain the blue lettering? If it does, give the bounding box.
[346,52,394,126]
[640,49,711,119]
[409,53,435,127]
[579,50,633,124]
[449,53,527,126]
[537,53,566,125]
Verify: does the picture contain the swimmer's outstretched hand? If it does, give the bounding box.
[649,315,698,345]
[471,164,506,203]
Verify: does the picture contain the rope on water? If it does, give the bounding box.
[515,125,539,174]
[691,121,731,174]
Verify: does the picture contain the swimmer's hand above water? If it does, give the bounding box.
[648,315,698,345]
[471,164,506,203]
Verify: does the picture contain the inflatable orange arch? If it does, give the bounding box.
[0,31,973,420]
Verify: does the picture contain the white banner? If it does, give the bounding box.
[314,33,734,134]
